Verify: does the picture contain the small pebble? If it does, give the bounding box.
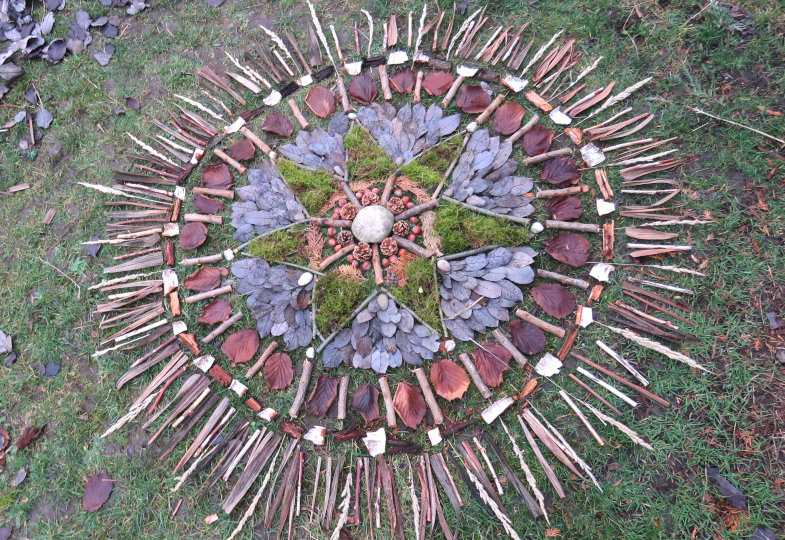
[444,340,456,352]
[376,293,389,310]
[530,221,544,234]
[436,259,451,272]
[298,272,314,287]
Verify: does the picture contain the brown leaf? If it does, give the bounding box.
[522,125,554,156]
[230,138,255,161]
[192,193,224,214]
[222,329,260,365]
[0,428,9,453]
[429,359,470,401]
[471,343,511,387]
[262,112,294,137]
[184,265,228,292]
[197,299,232,324]
[544,231,590,267]
[348,74,378,104]
[305,87,336,118]
[179,222,208,250]
[296,289,311,310]
[545,195,582,221]
[264,352,293,389]
[456,85,491,113]
[422,71,454,96]
[509,320,546,355]
[392,381,426,429]
[306,374,338,417]
[531,283,576,319]
[389,68,415,94]
[541,157,581,187]
[352,384,380,425]
[82,470,114,512]
[493,102,525,135]
[15,425,45,450]
[202,163,233,190]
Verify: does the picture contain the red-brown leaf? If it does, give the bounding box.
[544,231,590,267]
[531,283,576,319]
[493,102,525,135]
[179,222,208,250]
[192,193,224,214]
[456,85,491,113]
[389,68,415,94]
[262,112,294,137]
[348,74,378,104]
[422,71,454,96]
[184,265,228,292]
[471,343,511,387]
[0,428,9,453]
[264,352,293,389]
[522,126,554,156]
[202,163,233,190]
[541,157,580,187]
[545,195,582,221]
[230,138,256,161]
[392,381,426,429]
[222,329,260,366]
[306,375,338,417]
[197,299,232,325]
[429,359,470,401]
[82,470,114,512]
[305,87,336,118]
[352,384,380,425]
[15,425,45,450]
[509,320,546,355]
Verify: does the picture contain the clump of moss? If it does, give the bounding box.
[434,203,529,254]
[248,225,308,265]
[391,258,441,331]
[314,271,371,335]
[344,124,395,183]
[276,158,336,215]
[399,136,464,187]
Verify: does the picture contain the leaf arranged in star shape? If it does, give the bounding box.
[422,71,454,96]
[493,102,525,135]
[179,222,208,250]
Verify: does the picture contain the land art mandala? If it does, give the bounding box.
[84,3,711,538]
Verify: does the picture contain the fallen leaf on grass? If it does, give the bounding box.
[422,71,454,96]
[393,381,426,429]
[86,235,101,257]
[38,361,60,377]
[16,424,45,450]
[11,468,26,487]
[197,299,232,325]
[179,222,208,250]
[306,375,338,417]
[264,352,294,389]
[544,232,590,267]
[192,193,224,214]
[471,343,510,387]
[0,527,11,540]
[541,157,580,187]
[82,470,114,512]
[493,102,525,135]
[305,87,336,118]
[230,138,255,161]
[389,68,415,94]
[509,320,546,355]
[0,330,11,354]
[706,466,747,509]
[184,266,227,292]
[456,85,491,113]
[522,125,554,156]
[262,113,294,137]
[202,163,233,189]
[531,283,576,319]
[352,384,380,425]
[349,74,378,104]
[429,359,469,401]
[222,329,260,366]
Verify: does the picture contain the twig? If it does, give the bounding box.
[688,106,785,145]
[36,257,80,299]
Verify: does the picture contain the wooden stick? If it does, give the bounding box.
[392,236,433,258]
[372,244,384,285]
[380,173,397,205]
[336,77,351,112]
[491,329,527,367]
[546,220,600,233]
[515,309,565,338]
[458,353,492,398]
[184,284,232,304]
[568,372,622,416]
[288,99,309,129]
[571,352,671,408]
[193,186,234,199]
[440,75,465,108]
[180,253,223,266]
[476,93,506,125]
[536,269,590,289]
[378,376,397,427]
[310,217,352,228]
[522,147,572,165]
[413,368,445,425]
[214,149,247,174]
[394,199,439,221]
[337,376,350,420]
[240,126,273,156]
[413,71,424,103]
[535,184,586,198]
[378,65,393,100]
[245,341,279,378]
[318,243,355,271]
[289,360,314,418]
[507,114,540,143]
[184,213,223,224]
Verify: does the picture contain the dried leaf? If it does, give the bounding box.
[545,195,582,221]
[230,138,255,161]
[348,74,378,105]
[264,352,294,389]
[471,343,511,387]
[305,87,336,118]
[389,68,415,94]
[306,375,339,417]
[531,283,576,319]
[192,193,224,214]
[202,163,234,189]
[184,266,228,292]
[222,329,260,365]
[82,471,114,512]
[544,232,590,267]
[522,125,554,156]
[335,264,365,282]
[197,299,232,324]
[179,222,208,250]
[422,71,455,96]
[305,222,325,268]
[16,425,45,450]
[493,102,525,135]
[429,359,470,401]
[352,384,380,425]
[456,85,491,114]
[0,330,11,354]
[541,157,580,187]
[392,381,426,429]
[509,320,545,355]
[262,112,294,137]
[0,428,9,453]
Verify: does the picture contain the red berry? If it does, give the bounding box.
[412,225,422,235]
[398,248,407,257]
[372,187,381,195]
[332,211,340,219]
[410,216,419,224]
[327,227,335,236]
[406,202,414,209]
[389,255,398,263]
[401,196,410,203]
[381,258,389,267]
[356,191,363,199]
[361,261,372,271]
[394,188,403,197]
[328,238,337,247]
[347,255,354,263]
[408,233,416,241]
[338,198,347,206]
[352,260,360,268]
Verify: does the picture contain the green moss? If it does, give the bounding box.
[344,125,395,183]
[247,225,308,265]
[434,202,530,254]
[391,258,441,331]
[314,271,372,335]
[399,136,464,188]
[276,158,336,215]
[0,488,17,515]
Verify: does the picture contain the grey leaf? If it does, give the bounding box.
[35,107,53,128]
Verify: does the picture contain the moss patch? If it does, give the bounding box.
[434,202,530,254]
[344,124,395,183]
[391,258,441,331]
[314,271,372,335]
[399,136,464,188]
[276,158,336,215]
[247,225,308,265]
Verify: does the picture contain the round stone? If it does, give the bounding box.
[298,272,314,287]
[436,259,451,272]
[376,293,389,311]
[351,205,394,243]
[530,221,544,234]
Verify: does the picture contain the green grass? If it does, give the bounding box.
[313,270,372,336]
[398,135,465,188]
[390,258,442,331]
[434,201,531,253]
[247,224,308,265]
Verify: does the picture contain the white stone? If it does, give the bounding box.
[466,121,478,133]
[223,248,235,261]
[395,156,404,166]
[376,293,389,311]
[444,339,456,352]
[436,259,451,272]
[269,150,277,161]
[530,221,544,234]
[298,272,314,287]
[351,205,394,243]
[348,112,357,120]
[306,346,315,359]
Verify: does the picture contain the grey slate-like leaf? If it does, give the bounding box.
[93,43,114,66]
[35,108,53,128]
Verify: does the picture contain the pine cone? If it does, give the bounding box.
[392,220,409,237]
[337,230,354,245]
[340,203,358,220]
[361,191,379,206]
[380,237,398,257]
[386,196,405,214]
[353,242,372,262]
